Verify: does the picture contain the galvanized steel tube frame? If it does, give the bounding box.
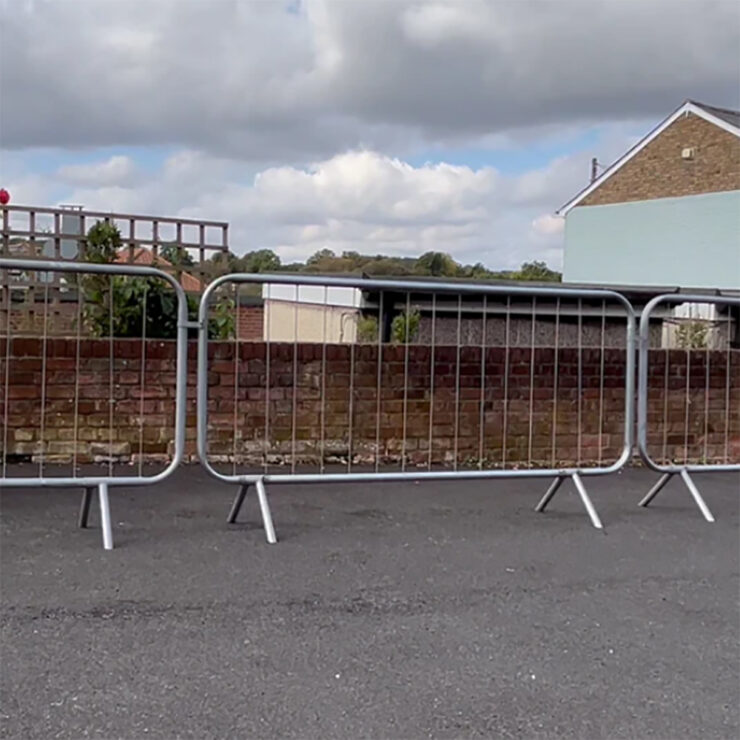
[198,273,637,538]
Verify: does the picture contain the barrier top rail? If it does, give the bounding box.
[637,292,740,475]
[197,272,637,486]
[0,257,190,488]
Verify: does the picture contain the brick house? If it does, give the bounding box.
[559,100,740,290]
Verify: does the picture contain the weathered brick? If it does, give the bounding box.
[581,112,739,206]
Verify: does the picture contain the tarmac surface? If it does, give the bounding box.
[1,466,738,739]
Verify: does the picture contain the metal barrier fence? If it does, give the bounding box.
[0,258,190,549]
[197,274,637,541]
[637,293,740,521]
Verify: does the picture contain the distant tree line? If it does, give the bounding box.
[205,248,561,283]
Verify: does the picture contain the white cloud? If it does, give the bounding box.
[3,0,732,275]
[7,146,595,270]
[531,214,565,237]
[1,0,736,159]
[57,155,138,187]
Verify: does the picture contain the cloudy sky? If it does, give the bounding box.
[1,0,738,269]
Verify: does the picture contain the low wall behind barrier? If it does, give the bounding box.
[2,337,738,469]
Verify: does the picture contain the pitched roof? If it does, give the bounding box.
[691,100,740,130]
[115,247,202,293]
[558,100,740,215]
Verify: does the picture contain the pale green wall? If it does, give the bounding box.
[563,190,740,289]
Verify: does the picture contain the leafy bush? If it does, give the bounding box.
[391,308,420,344]
[81,220,234,340]
[675,320,709,349]
[357,315,379,343]
[209,296,236,340]
[159,244,194,267]
[84,275,182,338]
[83,276,234,340]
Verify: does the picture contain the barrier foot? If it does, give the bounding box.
[638,472,673,508]
[78,486,94,528]
[536,474,604,530]
[97,482,114,550]
[227,484,250,523]
[535,476,564,513]
[680,469,715,523]
[572,473,604,530]
[256,479,277,545]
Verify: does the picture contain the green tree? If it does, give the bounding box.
[463,262,493,279]
[307,248,336,266]
[241,249,281,273]
[159,244,194,267]
[85,221,121,263]
[365,257,414,276]
[84,275,182,339]
[512,260,562,282]
[415,251,460,277]
[80,221,234,339]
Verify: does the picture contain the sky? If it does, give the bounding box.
[1,0,738,270]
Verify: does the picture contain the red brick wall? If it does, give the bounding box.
[236,305,263,341]
[1,338,738,470]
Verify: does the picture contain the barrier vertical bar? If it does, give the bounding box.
[577,298,583,467]
[291,295,298,474]
[374,291,383,472]
[724,313,732,463]
[527,297,536,468]
[453,294,462,471]
[73,280,83,476]
[137,284,147,477]
[502,296,511,468]
[264,284,271,473]
[39,280,50,479]
[401,292,411,472]
[108,274,114,478]
[2,276,11,480]
[551,297,560,469]
[427,293,436,470]
[478,295,487,469]
[348,306,356,472]
[598,300,606,466]
[320,286,327,474]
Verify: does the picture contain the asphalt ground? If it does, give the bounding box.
[1,466,738,739]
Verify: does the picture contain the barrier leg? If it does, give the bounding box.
[680,469,715,523]
[572,473,604,530]
[227,484,250,524]
[535,476,564,512]
[78,486,94,528]
[97,482,114,550]
[255,479,277,544]
[638,473,672,508]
